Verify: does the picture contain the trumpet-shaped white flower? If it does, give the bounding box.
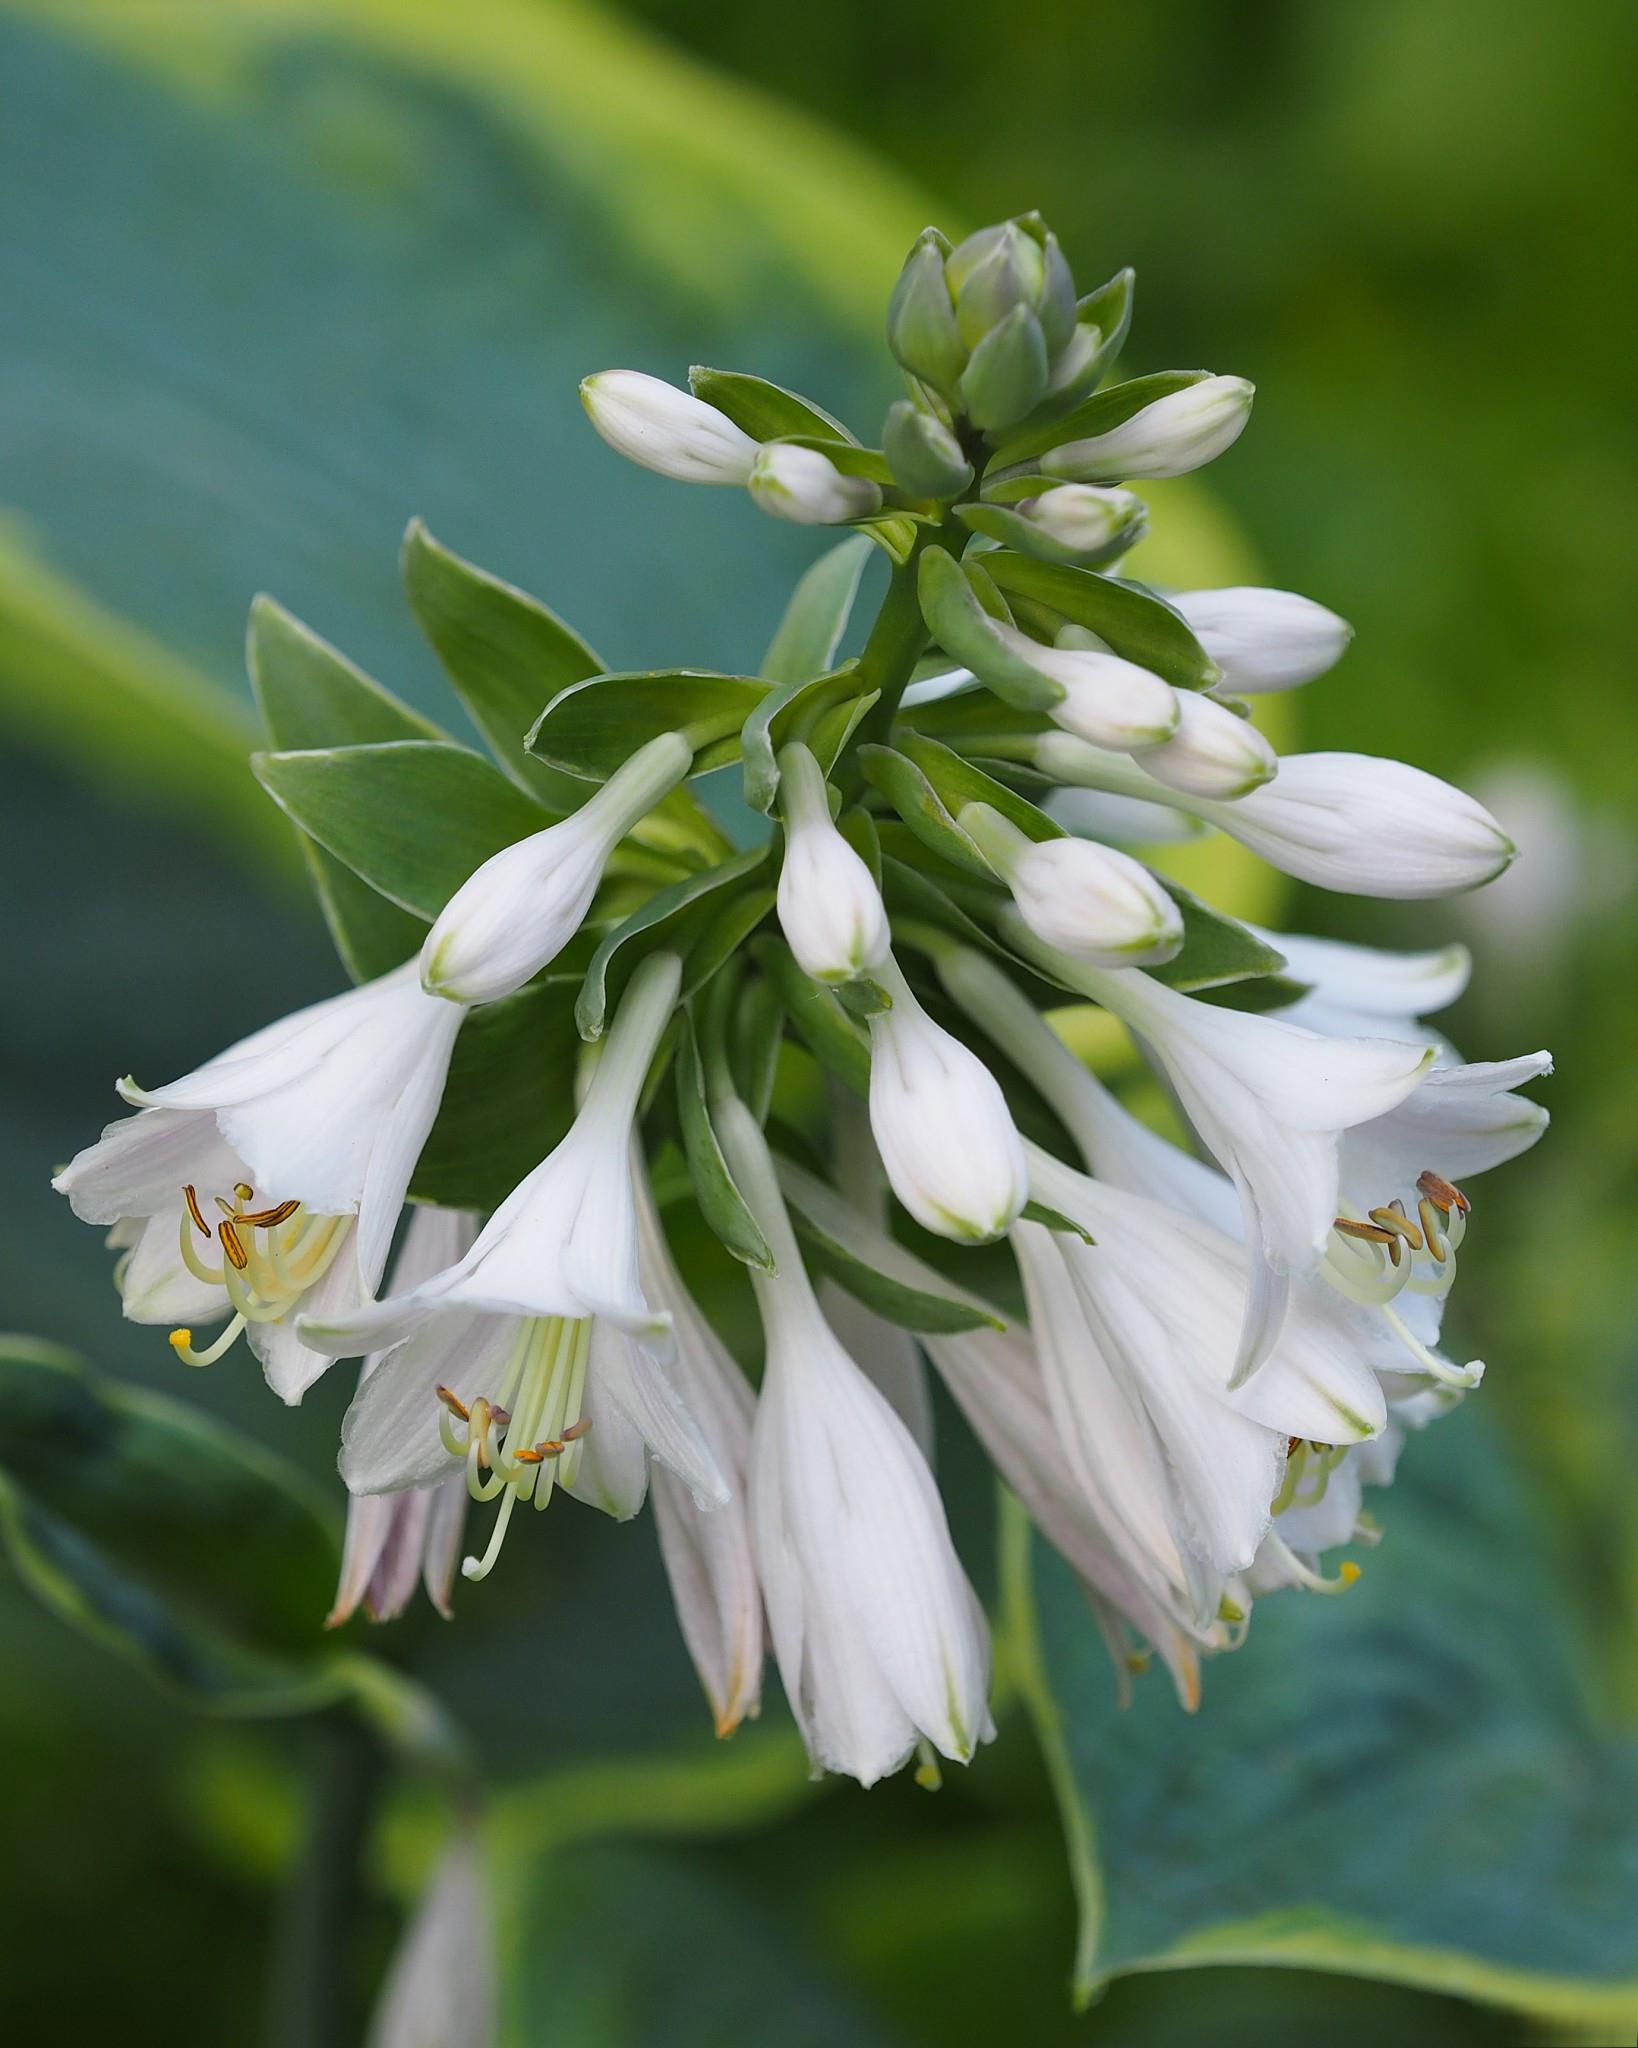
[1138,690,1278,801]
[959,802,1182,966]
[1264,928,1471,1044]
[866,953,1027,1243]
[748,443,882,526]
[775,742,890,983]
[985,926,1433,1377]
[1040,375,1254,482]
[719,1096,993,1786]
[329,1206,479,1626]
[304,957,727,1583]
[633,1168,764,1737]
[421,731,693,1004]
[53,961,465,1401]
[997,621,1181,751]
[1168,586,1352,694]
[580,370,759,483]
[1034,733,1515,898]
[366,1829,494,2048]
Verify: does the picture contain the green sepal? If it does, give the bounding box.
[855,512,926,565]
[834,975,893,1020]
[411,979,582,1210]
[527,671,768,783]
[883,398,973,499]
[760,535,873,686]
[861,733,1062,878]
[960,303,1049,434]
[955,498,1144,569]
[0,1337,343,1711]
[742,661,877,813]
[1021,1198,1094,1243]
[772,436,895,486]
[252,739,549,921]
[246,596,434,980]
[897,683,1051,760]
[991,368,1212,470]
[1150,879,1288,992]
[916,547,1061,711]
[576,848,771,1041]
[774,1158,1006,1334]
[401,518,599,811]
[750,936,870,1096]
[885,227,966,395]
[675,1015,776,1272]
[688,366,857,445]
[981,553,1218,689]
[1002,267,1136,437]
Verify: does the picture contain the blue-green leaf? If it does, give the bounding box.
[528,672,768,784]
[760,534,873,686]
[980,553,1218,690]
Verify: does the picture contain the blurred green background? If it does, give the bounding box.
[1,2,1634,2042]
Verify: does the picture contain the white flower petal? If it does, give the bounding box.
[1168,586,1352,694]
[581,370,759,484]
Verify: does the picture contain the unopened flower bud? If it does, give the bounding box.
[1020,484,1147,559]
[1043,375,1254,482]
[776,743,890,983]
[887,228,968,396]
[996,622,1180,751]
[947,221,1048,348]
[1139,690,1277,799]
[959,303,1050,433]
[581,371,758,484]
[749,443,882,526]
[884,400,973,500]
[960,804,1183,967]
[1169,586,1352,694]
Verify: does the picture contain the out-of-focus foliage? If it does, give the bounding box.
[1,2,1632,2044]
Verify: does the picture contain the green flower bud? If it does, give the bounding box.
[883,399,973,500]
[886,228,967,396]
[948,222,1047,349]
[958,304,1049,433]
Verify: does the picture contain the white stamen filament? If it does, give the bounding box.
[169,1183,350,1364]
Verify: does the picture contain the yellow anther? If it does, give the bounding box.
[1339,1560,1362,1587]
[239,1198,301,1229]
[1368,1204,1424,1251]
[1334,1216,1396,1245]
[1417,1169,1470,1216]
[169,1328,193,1350]
[182,1185,211,1240]
[218,1219,249,1272]
[234,1182,254,1203]
[1417,1198,1448,1262]
[435,1384,471,1421]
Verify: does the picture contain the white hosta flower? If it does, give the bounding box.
[958,802,1182,967]
[421,731,692,1004]
[865,953,1027,1243]
[329,1206,479,1626]
[53,962,465,1401]
[1018,484,1147,557]
[1035,733,1516,899]
[993,922,1432,1377]
[775,741,890,983]
[1041,375,1254,482]
[1264,929,1471,1044]
[748,442,883,525]
[366,1829,494,2048]
[1168,586,1352,694]
[305,957,726,1583]
[1046,784,1203,847]
[718,1096,992,1785]
[633,1169,764,1738]
[996,621,1180,750]
[580,370,758,484]
[1138,690,1277,801]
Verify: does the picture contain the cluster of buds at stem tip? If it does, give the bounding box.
[580,371,880,526]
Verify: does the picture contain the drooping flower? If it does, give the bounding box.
[53,961,465,1401]
[366,1828,495,2048]
[865,952,1028,1243]
[421,731,693,1005]
[717,1093,993,1786]
[775,741,891,984]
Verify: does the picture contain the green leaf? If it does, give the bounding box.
[527,671,768,783]
[916,547,1061,712]
[991,369,1213,470]
[760,535,873,686]
[576,848,771,1041]
[0,1337,343,1712]
[675,1019,775,1272]
[898,684,1051,760]
[400,518,600,809]
[955,498,1138,568]
[252,740,549,921]
[731,974,786,1125]
[688,365,858,445]
[981,554,1218,689]
[1007,1414,1638,2033]
[1151,878,1288,992]
[750,936,871,1096]
[774,1156,1004,1333]
[247,596,437,980]
[861,734,1062,879]
[410,980,583,1211]
[741,661,878,813]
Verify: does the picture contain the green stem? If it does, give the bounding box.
[843,510,970,771]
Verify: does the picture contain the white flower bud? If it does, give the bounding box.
[961,804,1183,966]
[1042,375,1253,482]
[422,731,692,1004]
[775,743,890,983]
[749,443,883,526]
[1169,586,1352,693]
[580,370,759,484]
[1139,690,1278,800]
[1019,484,1146,557]
[866,956,1027,1243]
[993,621,1179,750]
